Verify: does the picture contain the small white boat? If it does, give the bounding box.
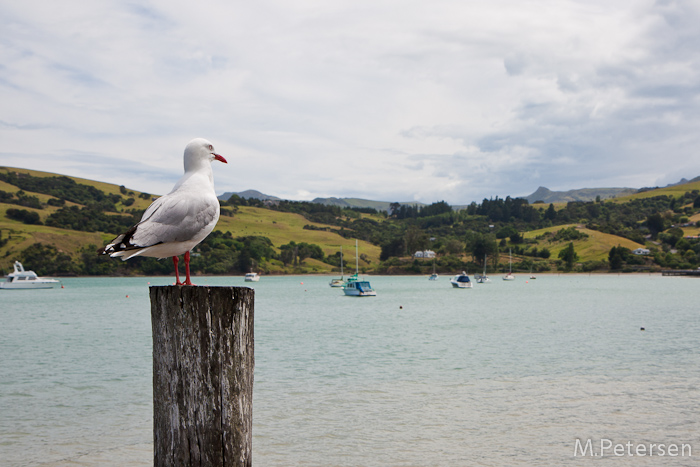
[429,260,438,280]
[503,248,515,281]
[329,246,345,287]
[244,272,260,282]
[0,261,60,289]
[450,271,473,288]
[475,254,490,283]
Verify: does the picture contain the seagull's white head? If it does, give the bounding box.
[183,138,228,173]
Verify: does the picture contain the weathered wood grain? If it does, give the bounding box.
[150,286,254,467]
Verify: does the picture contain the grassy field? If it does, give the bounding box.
[217,207,380,257]
[1,166,155,211]
[611,180,700,202]
[523,224,645,263]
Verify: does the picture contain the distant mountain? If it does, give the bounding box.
[218,190,281,202]
[217,190,425,212]
[311,197,425,212]
[222,176,700,209]
[523,186,637,204]
[661,175,700,188]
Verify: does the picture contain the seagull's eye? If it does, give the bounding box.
[208,145,213,150]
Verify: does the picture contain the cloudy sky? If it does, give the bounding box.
[2,0,699,205]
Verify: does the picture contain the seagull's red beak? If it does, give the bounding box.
[214,154,227,164]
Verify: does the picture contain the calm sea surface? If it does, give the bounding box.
[1,274,698,466]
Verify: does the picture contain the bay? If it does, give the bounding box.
[0,274,698,465]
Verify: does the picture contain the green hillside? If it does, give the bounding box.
[1,165,700,277]
[523,224,644,262]
[612,180,700,202]
[0,166,380,276]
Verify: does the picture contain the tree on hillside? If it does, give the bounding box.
[608,246,625,270]
[544,203,557,221]
[380,238,404,260]
[558,242,578,271]
[6,208,42,225]
[19,243,76,275]
[645,213,665,238]
[404,225,427,254]
[278,241,324,265]
[441,238,464,256]
[466,234,498,266]
[389,202,402,217]
[280,245,296,266]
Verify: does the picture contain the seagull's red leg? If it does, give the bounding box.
[183,251,194,286]
[173,256,183,285]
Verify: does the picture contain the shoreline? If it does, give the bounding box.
[41,270,676,279]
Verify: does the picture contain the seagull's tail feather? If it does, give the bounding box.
[98,225,152,260]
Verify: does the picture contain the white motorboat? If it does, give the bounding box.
[244,272,260,282]
[0,261,60,289]
[450,271,473,288]
[343,274,377,296]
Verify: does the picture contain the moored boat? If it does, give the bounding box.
[0,261,60,289]
[343,273,377,296]
[475,254,490,283]
[244,272,260,282]
[329,246,345,287]
[343,240,376,296]
[503,248,515,281]
[450,271,473,288]
[429,259,438,280]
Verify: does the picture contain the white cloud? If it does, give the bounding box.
[1,0,700,203]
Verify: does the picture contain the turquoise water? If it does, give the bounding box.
[1,274,698,465]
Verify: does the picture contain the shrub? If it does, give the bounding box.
[6,208,42,225]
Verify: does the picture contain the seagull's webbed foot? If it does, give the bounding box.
[183,251,195,286]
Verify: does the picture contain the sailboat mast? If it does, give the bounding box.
[355,239,359,274]
[509,248,512,273]
[340,246,343,278]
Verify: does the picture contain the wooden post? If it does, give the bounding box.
[150,286,254,467]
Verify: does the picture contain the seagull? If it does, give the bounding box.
[99,138,227,285]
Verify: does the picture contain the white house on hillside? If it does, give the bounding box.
[633,248,650,255]
[414,250,436,258]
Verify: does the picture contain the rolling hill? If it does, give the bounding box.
[2,165,699,276]
[524,186,637,204]
[0,166,381,275]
